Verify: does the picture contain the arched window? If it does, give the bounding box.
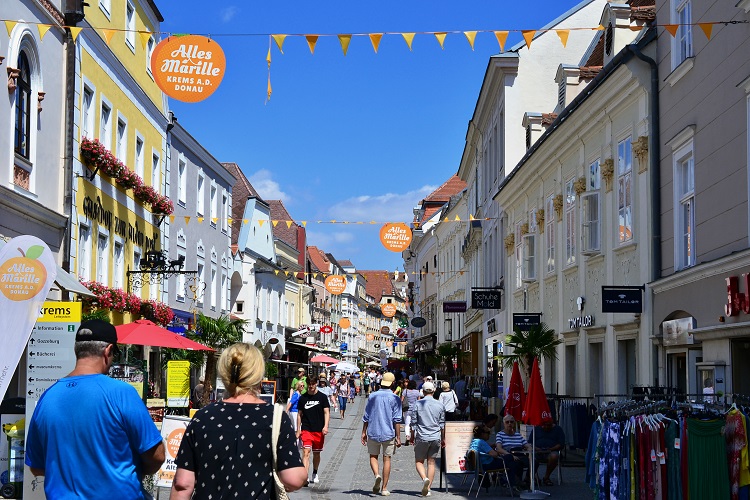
[14,52,32,158]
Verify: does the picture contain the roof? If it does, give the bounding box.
[413,175,467,226]
[338,259,354,268]
[222,162,262,245]
[307,246,330,273]
[267,200,299,249]
[359,270,394,302]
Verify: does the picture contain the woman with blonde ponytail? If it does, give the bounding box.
[171,343,307,499]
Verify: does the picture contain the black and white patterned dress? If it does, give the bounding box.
[175,402,303,499]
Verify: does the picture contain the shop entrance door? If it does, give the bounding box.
[732,338,750,395]
[667,352,687,394]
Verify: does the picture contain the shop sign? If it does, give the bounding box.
[380,326,390,335]
[601,286,643,313]
[662,317,696,346]
[411,316,427,327]
[83,196,159,250]
[151,35,226,103]
[381,303,397,317]
[471,290,502,309]
[320,325,333,334]
[568,315,595,329]
[443,301,467,313]
[325,275,346,295]
[379,223,412,252]
[512,313,541,331]
[339,317,351,329]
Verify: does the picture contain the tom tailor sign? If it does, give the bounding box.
[601,286,643,313]
[471,290,502,309]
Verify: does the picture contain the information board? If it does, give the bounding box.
[260,380,276,404]
[167,361,190,407]
[155,415,191,488]
[444,421,481,474]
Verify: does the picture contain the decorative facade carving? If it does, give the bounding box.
[615,249,637,284]
[536,209,545,233]
[553,194,564,219]
[504,233,515,253]
[13,165,30,190]
[37,91,45,112]
[574,176,587,196]
[7,67,20,92]
[545,278,559,325]
[563,270,578,316]
[585,260,604,313]
[520,222,529,235]
[633,136,649,173]
[601,158,615,192]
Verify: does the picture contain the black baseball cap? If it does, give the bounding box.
[76,320,120,354]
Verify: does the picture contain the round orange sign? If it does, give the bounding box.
[339,317,351,329]
[366,334,375,341]
[379,223,412,252]
[325,275,346,295]
[381,303,397,318]
[0,246,48,301]
[166,428,185,458]
[151,35,226,103]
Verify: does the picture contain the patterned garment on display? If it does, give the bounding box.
[727,410,747,500]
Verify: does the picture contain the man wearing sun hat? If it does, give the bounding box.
[362,372,402,496]
[25,319,165,499]
[292,366,308,396]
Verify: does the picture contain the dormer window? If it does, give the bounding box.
[605,21,613,56]
[522,112,543,150]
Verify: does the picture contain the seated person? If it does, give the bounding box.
[495,415,532,484]
[528,417,565,486]
[468,426,519,489]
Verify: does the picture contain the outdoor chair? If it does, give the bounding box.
[465,449,515,497]
[533,448,563,485]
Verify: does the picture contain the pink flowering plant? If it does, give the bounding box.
[141,299,175,326]
[133,184,160,206]
[152,195,175,215]
[80,137,124,178]
[79,279,173,325]
[115,168,144,191]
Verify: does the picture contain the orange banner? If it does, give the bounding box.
[339,317,351,329]
[325,274,346,295]
[381,303,397,318]
[380,222,412,252]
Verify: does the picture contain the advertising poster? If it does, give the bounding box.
[259,380,276,405]
[155,415,191,488]
[167,361,190,407]
[444,421,481,474]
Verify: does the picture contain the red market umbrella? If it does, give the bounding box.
[310,354,340,364]
[522,357,553,495]
[505,361,526,422]
[115,320,214,351]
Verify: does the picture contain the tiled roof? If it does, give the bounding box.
[338,259,354,268]
[542,113,558,126]
[268,200,299,249]
[582,33,604,69]
[579,66,603,79]
[359,270,394,302]
[222,162,262,245]
[307,246,330,273]
[413,175,467,225]
[630,5,655,22]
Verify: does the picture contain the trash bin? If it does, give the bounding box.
[1,417,24,499]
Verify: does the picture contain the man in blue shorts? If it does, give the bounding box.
[25,319,165,499]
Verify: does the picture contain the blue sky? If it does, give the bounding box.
[160,0,585,271]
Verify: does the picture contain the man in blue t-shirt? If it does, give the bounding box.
[362,372,402,496]
[25,320,165,499]
[528,417,566,485]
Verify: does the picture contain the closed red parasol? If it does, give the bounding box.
[522,357,553,496]
[505,361,526,421]
[115,320,214,350]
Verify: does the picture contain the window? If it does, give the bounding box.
[197,173,205,216]
[236,301,244,313]
[14,52,32,159]
[546,195,555,273]
[82,86,94,139]
[100,101,111,150]
[116,117,127,160]
[146,36,155,75]
[210,184,217,225]
[178,157,186,204]
[96,232,109,285]
[113,241,123,289]
[99,0,111,16]
[135,137,144,178]
[672,0,692,67]
[581,192,601,254]
[674,141,695,269]
[152,153,160,193]
[125,2,136,50]
[522,234,537,282]
[515,221,523,288]
[133,248,141,272]
[221,193,228,233]
[589,159,600,190]
[221,271,227,311]
[565,179,576,265]
[176,251,186,302]
[618,137,633,243]
[78,224,91,280]
[210,267,217,310]
[197,261,205,306]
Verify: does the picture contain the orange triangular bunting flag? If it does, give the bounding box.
[454,215,461,221]
[37,24,52,40]
[272,220,279,227]
[285,271,290,277]
[369,33,383,53]
[266,47,271,67]
[274,270,279,276]
[5,21,17,37]
[699,23,713,40]
[267,75,272,102]
[285,221,293,228]
[301,221,307,227]
[169,215,175,223]
[556,29,570,47]
[305,35,318,54]
[197,217,204,224]
[596,25,605,31]
[258,219,265,226]
[139,31,151,49]
[272,34,287,54]
[434,32,447,49]
[494,31,509,51]
[242,219,249,224]
[69,26,83,42]
[184,216,190,225]
[338,34,352,56]
[664,25,679,37]
[227,218,233,225]
[102,29,116,45]
[522,30,535,49]
[402,33,415,51]
[464,31,477,50]
[211,217,218,224]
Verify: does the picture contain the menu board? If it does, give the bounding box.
[260,380,276,404]
[444,421,481,474]
[155,415,191,488]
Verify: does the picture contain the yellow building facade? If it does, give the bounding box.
[70,0,168,310]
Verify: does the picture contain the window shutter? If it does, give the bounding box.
[581,191,600,254]
[522,234,537,282]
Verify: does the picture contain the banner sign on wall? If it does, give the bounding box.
[601,286,644,313]
[151,35,226,103]
[0,236,56,401]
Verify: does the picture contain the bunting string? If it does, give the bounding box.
[169,215,497,226]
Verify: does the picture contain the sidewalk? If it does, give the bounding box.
[289,393,594,500]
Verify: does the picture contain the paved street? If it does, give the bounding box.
[288,395,592,500]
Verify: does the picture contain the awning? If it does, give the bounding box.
[269,359,309,366]
[0,239,96,299]
[286,342,339,354]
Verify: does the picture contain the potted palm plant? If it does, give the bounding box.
[503,322,562,381]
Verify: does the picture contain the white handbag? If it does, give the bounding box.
[271,403,290,500]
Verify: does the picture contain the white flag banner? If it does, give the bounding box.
[0,235,56,400]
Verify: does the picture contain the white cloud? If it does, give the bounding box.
[249,169,288,203]
[219,6,238,23]
[327,185,437,223]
